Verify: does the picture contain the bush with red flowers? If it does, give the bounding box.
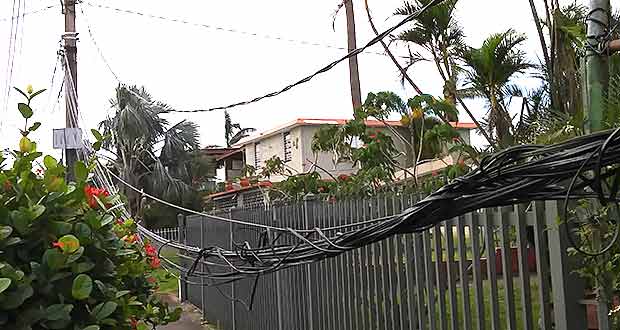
[0,88,180,329]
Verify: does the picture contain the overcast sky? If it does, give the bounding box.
[0,0,602,159]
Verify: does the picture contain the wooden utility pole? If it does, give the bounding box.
[64,0,78,180]
[344,0,362,110]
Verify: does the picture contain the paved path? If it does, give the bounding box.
[157,294,214,330]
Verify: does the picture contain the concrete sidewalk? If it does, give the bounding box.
[157,294,215,330]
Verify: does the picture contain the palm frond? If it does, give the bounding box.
[160,120,200,164]
[229,128,257,146]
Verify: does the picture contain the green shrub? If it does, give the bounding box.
[0,87,180,329]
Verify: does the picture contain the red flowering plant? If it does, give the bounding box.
[0,88,180,329]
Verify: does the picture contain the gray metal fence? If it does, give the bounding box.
[177,194,599,330]
[152,227,179,241]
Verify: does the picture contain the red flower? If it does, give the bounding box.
[458,159,466,167]
[147,276,157,284]
[149,257,161,269]
[431,170,439,177]
[369,134,377,139]
[116,219,124,225]
[84,185,110,209]
[130,317,138,330]
[3,181,12,191]
[338,174,349,181]
[318,187,325,193]
[52,241,65,249]
[145,243,157,257]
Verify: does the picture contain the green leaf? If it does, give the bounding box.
[71,274,93,300]
[66,246,84,264]
[100,214,114,227]
[92,302,117,321]
[0,284,33,309]
[82,326,100,330]
[74,223,92,240]
[13,87,28,99]
[2,237,21,247]
[30,205,45,220]
[74,161,88,182]
[43,155,58,169]
[58,234,80,254]
[71,261,95,274]
[48,221,72,236]
[92,141,102,151]
[0,278,11,294]
[29,88,46,99]
[0,226,12,240]
[27,122,41,132]
[43,249,66,270]
[91,129,103,141]
[17,103,33,119]
[115,290,131,298]
[45,304,73,321]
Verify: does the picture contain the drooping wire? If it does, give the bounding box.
[81,1,406,59]
[79,0,446,114]
[0,3,58,22]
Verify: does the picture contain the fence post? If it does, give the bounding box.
[303,194,316,330]
[228,208,236,330]
[272,205,284,330]
[177,214,187,302]
[545,200,588,329]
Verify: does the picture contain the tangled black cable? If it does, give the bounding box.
[147,127,620,285]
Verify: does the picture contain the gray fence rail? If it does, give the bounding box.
[152,227,179,241]
[177,194,597,330]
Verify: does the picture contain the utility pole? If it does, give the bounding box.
[344,0,362,110]
[584,0,610,132]
[584,1,611,328]
[64,0,78,180]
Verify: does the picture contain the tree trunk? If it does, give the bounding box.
[345,0,363,110]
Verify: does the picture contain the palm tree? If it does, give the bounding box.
[393,0,495,148]
[100,85,201,216]
[224,110,256,147]
[460,29,532,148]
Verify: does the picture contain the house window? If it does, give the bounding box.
[283,132,292,162]
[254,143,261,168]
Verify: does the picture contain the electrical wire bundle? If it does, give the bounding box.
[133,127,620,286]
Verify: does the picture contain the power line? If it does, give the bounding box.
[85,0,446,114]
[0,4,58,22]
[81,2,405,59]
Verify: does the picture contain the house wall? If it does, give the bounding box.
[242,124,473,182]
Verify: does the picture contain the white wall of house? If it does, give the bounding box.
[241,124,473,182]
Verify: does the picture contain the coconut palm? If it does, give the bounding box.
[394,0,464,115]
[460,29,532,148]
[224,110,255,147]
[100,85,201,216]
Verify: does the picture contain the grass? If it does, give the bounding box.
[153,247,180,295]
[436,277,541,329]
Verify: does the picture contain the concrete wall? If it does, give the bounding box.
[242,124,473,182]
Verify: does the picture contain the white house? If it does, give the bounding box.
[234,118,476,182]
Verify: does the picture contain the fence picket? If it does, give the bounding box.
[183,197,588,330]
[469,212,485,330]
[500,208,517,330]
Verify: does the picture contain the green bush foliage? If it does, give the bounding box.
[0,87,180,329]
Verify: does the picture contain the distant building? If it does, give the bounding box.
[232,118,476,182]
